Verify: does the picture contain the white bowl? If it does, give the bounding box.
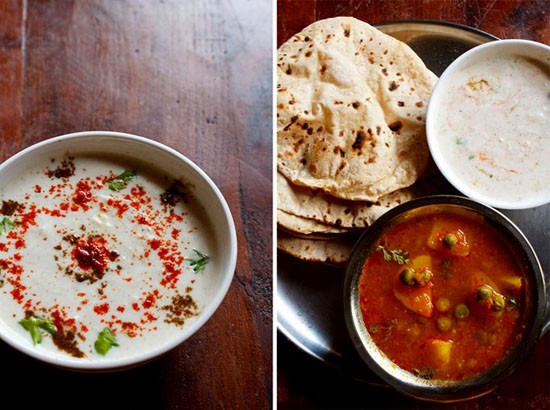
[426,39,550,209]
[0,131,237,371]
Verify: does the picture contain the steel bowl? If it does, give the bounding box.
[343,195,548,402]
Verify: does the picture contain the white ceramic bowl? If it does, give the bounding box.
[426,39,550,209]
[0,131,237,371]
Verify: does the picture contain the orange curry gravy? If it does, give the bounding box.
[359,212,529,381]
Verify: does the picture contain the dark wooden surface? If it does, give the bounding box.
[0,1,272,409]
[277,1,550,409]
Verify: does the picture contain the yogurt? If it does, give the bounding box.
[428,41,550,208]
[0,153,218,361]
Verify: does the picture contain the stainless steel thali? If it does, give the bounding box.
[276,20,550,383]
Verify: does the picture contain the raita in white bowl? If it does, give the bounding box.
[426,39,550,209]
[0,131,237,371]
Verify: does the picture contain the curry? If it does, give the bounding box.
[359,212,528,381]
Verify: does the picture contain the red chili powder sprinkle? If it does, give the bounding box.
[93,303,110,315]
[72,237,112,275]
[142,293,156,309]
[149,239,161,250]
[171,228,180,240]
[73,180,93,210]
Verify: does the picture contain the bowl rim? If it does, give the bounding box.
[0,130,238,371]
[343,194,547,402]
[425,39,550,210]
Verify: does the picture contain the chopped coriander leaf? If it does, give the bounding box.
[368,319,398,343]
[19,315,57,345]
[413,367,436,380]
[107,170,137,191]
[442,259,453,277]
[94,328,119,355]
[187,249,210,273]
[0,217,15,236]
[375,244,410,265]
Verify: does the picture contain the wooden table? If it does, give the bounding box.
[0,1,272,409]
[277,1,550,409]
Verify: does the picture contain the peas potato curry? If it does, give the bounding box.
[359,212,528,381]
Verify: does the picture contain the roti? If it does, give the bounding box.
[277,208,350,235]
[277,17,437,201]
[277,230,357,265]
[277,171,415,228]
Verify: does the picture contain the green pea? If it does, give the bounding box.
[419,269,432,284]
[437,317,453,332]
[436,298,451,313]
[443,233,458,249]
[455,304,470,319]
[399,268,415,286]
[476,285,492,301]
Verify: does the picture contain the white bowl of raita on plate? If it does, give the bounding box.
[0,131,237,371]
[426,39,550,209]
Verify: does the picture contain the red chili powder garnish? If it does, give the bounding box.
[93,303,110,315]
[73,180,94,210]
[72,237,113,276]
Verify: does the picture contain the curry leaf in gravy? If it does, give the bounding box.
[107,170,137,191]
[19,315,57,345]
[0,217,15,236]
[188,249,210,273]
[375,244,410,265]
[94,328,119,355]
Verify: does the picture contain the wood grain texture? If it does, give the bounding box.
[0,1,272,409]
[278,0,550,46]
[277,1,550,409]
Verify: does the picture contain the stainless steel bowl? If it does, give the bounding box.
[343,195,548,402]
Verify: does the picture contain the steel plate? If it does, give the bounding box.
[276,20,550,383]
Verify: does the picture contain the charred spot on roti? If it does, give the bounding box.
[389,81,399,91]
[382,68,388,76]
[286,66,292,75]
[388,121,403,133]
[352,130,367,151]
[336,147,346,158]
[293,138,304,153]
[397,101,405,107]
[415,101,424,107]
[352,101,361,109]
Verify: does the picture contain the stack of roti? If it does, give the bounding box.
[277,17,438,265]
